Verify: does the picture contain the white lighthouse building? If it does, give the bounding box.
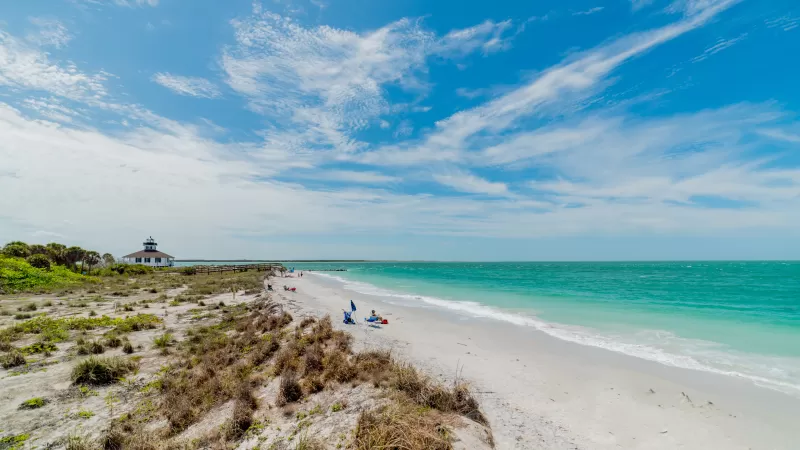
[121,237,175,267]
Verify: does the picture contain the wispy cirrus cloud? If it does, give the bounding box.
[0,29,109,100]
[220,8,521,164]
[573,7,605,16]
[26,18,73,48]
[435,19,514,56]
[691,33,747,62]
[433,170,508,196]
[358,0,739,169]
[74,0,159,8]
[765,15,799,32]
[152,73,222,99]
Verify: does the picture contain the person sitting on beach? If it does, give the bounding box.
[369,309,382,321]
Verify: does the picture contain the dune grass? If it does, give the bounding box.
[71,356,138,385]
[0,314,161,343]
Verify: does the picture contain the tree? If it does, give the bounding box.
[29,244,48,256]
[65,246,85,271]
[84,251,101,273]
[2,241,30,258]
[102,253,115,266]
[46,243,67,266]
[27,254,51,270]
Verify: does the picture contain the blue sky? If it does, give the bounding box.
[1,0,800,260]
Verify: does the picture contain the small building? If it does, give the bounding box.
[121,237,175,267]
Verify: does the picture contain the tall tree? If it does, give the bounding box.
[29,244,48,256]
[102,253,115,266]
[65,246,85,271]
[2,241,31,258]
[84,251,101,273]
[46,243,67,266]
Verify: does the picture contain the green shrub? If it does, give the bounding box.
[0,433,30,449]
[181,266,197,276]
[122,341,134,354]
[2,241,31,258]
[20,397,47,409]
[71,356,138,385]
[107,264,153,276]
[2,314,162,342]
[77,409,95,419]
[88,340,105,354]
[27,254,51,270]
[14,313,32,320]
[18,303,37,312]
[153,333,174,349]
[1,255,95,293]
[104,334,122,348]
[20,341,58,355]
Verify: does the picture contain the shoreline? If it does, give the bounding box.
[275,273,800,449]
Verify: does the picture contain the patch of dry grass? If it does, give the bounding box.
[353,398,453,450]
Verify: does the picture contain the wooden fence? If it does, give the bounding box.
[190,263,283,275]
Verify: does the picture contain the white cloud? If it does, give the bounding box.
[766,15,799,32]
[317,170,399,184]
[152,73,222,99]
[573,7,605,16]
[433,170,508,196]
[221,10,517,159]
[26,18,73,48]
[0,29,109,101]
[435,20,514,56]
[630,0,655,11]
[691,33,747,62]
[393,120,413,138]
[75,0,159,7]
[360,0,738,167]
[379,120,390,129]
[21,97,85,123]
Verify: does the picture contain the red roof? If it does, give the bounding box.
[122,250,174,259]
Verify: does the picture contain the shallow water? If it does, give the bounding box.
[280,261,800,396]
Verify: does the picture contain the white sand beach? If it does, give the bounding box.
[274,273,800,450]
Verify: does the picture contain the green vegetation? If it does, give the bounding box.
[27,254,51,270]
[104,264,154,276]
[0,433,30,450]
[71,356,138,385]
[19,397,47,409]
[77,409,95,419]
[152,333,174,350]
[20,341,58,355]
[17,303,37,312]
[0,255,94,293]
[0,314,162,343]
[1,350,26,369]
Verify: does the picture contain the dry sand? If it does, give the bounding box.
[274,273,800,450]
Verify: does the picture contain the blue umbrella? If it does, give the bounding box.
[350,300,357,313]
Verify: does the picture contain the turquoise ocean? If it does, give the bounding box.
[275,261,800,396]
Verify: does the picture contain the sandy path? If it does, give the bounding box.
[273,273,800,450]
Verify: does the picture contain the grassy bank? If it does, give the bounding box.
[0,256,95,294]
